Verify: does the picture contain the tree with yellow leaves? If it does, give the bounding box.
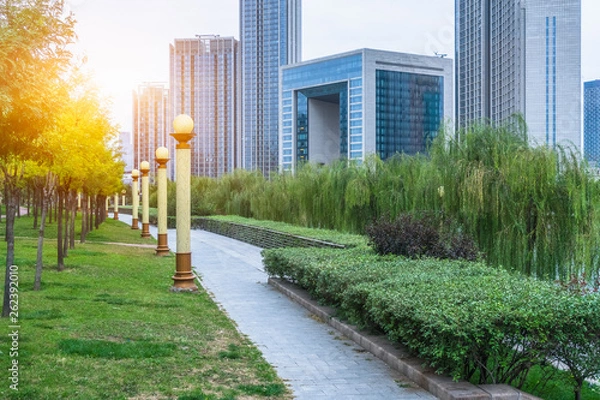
[0,0,75,316]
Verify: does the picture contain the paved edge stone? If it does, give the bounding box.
[268,277,543,400]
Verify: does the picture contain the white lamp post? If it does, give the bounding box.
[113,193,119,220]
[140,161,151,238]
[170,114,198,291]
[131,169,140,229]
[155,147,170,256]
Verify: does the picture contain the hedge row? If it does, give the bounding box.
[199,215,368,247]
[193,217,348,249]
[263,247,600,391]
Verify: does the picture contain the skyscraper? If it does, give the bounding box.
[240,0,302,176]
[132,83,169,179]
[169,35,241,178]
[456,0,581,150]
[584,80,600,167]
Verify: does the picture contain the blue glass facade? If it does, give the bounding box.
[456,0,581,151]
[281,53,363,170]
[296,82,349,162]
[584,80,600,166]
[241,0,301,176]
[545,16,557,147]
[169,37,240,179]
[375,70,443,158]
[280,49,450,171]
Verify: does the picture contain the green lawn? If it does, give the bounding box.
[0,215,290,400]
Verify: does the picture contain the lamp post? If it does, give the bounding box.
[140,161,151,238]
[155,147,170,256]
[131,169,140,229]
[113,193,119,220]
[170,114,198,292]
[122,189,126,207]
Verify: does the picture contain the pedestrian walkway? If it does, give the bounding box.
[117,214,437,399]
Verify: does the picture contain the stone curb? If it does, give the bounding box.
[268,277,542,400]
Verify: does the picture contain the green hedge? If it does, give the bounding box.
[263,247,600,391]
[201,216,367,247]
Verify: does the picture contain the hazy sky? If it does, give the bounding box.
[67,0,600,133]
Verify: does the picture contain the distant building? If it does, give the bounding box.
[169,35,241,178]
[584,80,600,167]
[119,131,134,172]
[132,83,169,179]
[456,0,581,151]
[241,0,302,176]
[279,48,453,171]
[119,131,134,184]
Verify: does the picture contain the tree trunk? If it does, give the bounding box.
[2,174,19,317]
[57,189,65,271]
[33,184,39,229]
[34,174,54,291]
[48,193,53,225]
[26,186,30,216]
[98,195,106,226]
[80,192,87,243]
[95,195,101,229]
[69,190,76,249]
[89,195,94,233]
[16,191,20,218]
[63,191,69,256]
[4,186,9,240]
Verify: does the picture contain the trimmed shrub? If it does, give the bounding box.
[365,213,480,261]
[263,247,600,392]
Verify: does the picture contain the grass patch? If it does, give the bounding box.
[0,215,290,399]
[218,344,242,360]
[238,384,287,397]
[86,217,156,245]
[58,338,176,359]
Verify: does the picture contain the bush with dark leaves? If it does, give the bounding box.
[365,213,480,261]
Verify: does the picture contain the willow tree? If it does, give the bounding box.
[429,123,600,280]
[0,0,75,316]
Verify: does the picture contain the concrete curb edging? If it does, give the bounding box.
[268,277,542,400]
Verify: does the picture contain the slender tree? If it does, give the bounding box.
[0,0,75,315]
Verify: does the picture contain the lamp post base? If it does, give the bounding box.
[113,211,119,220]
[131,218,139,230]
[141,223,151,238]
[155,234,170,256]
[171,252,198,292]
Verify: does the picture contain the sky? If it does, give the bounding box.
[67,0,600,133]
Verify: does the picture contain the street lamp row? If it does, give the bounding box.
[126,114,198,292]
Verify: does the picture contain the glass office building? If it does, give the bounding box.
[280,49,453,172]
[584,80,600,167]
[169,36,241,179]
[456,0,581,151]
[132,83,169,179]
[240,0,301,176]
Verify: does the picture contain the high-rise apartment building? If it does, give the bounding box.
[584,80,600,167]
[456,0,581,150]
[240,0,302,176]
[169,35,241,178]
[132,83,169,179]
